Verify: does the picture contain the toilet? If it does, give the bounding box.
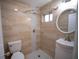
[8,40,24,59]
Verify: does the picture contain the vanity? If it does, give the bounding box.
[55,8,77,59]
[55,38,74,59]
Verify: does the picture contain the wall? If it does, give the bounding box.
[0,2,5,59]
[39,1,64,58]
[1,0,40,58]
[72,11,78,59]
[39,0,76,58]
[72,0,78,59]
[1,0,32,55]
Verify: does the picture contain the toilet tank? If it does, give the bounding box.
[8,40,22,53]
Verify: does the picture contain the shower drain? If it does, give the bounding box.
[37,55,40,57]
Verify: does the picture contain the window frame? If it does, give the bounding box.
[42,11,53,23]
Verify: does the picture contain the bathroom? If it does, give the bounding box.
[0,0,78,59]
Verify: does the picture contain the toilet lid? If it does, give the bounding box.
[11,52,24,59]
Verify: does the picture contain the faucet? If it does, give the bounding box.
[65,34,71,41]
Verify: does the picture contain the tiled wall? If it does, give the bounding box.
[40,23,63,58]
[39,1,75,58]
[1,0,40,58]
[39,1,65,58]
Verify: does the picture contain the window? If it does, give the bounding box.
[42,13,53,22]
[45,14,49,22]
[50,14,53,21]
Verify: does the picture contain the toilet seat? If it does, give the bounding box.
[11,52,24,59]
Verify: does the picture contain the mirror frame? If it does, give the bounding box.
[56,8,76,33]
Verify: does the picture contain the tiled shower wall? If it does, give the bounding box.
[1,0,32,55]
[1,0,40,57]
[39,1,64,58]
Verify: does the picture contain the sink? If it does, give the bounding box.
[56,38,74,48]
[55,38,74,59]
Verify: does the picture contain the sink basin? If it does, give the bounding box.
[56,38,74,48]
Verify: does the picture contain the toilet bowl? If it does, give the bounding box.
[11,52,24,59]
[8,40,24,59]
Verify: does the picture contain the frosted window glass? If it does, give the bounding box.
[50,14,53,21]
[45,14,49,22]
[42,13,53,23]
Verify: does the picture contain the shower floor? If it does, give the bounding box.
[26,49,53,59]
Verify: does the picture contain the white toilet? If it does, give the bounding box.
[8,40,24,59]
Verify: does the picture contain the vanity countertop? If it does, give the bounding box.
[56,38,74,48]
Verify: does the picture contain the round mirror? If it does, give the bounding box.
[56,9,77,33]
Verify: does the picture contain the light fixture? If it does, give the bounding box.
[14,8,18,11]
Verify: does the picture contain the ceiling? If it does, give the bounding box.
[16,0,52,8]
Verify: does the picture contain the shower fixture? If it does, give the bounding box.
[23,7,40,15]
